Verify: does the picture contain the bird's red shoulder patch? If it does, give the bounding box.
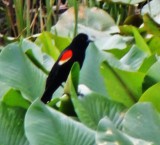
[58,50,73,65]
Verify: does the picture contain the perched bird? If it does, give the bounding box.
[41,33,91,103]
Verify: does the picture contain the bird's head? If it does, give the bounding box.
[71,33,92,51]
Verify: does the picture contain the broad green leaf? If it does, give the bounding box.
[142,0,160,21]
[119,25,133,35]
[25,101,95,145]
[65,62,80,93]
[51,6,116,37]
[36,33,71,72]
[0,42,46,101]
[100,61,145,107]
[0,82,10,98]
[72,92,126,130]
[95,34,131,51]
[80,44,107,96]
[142,75,157,93]
[142,59,160,91]
[148,36,160,55]
[0,102,29,145]
[51,34,71,52]
[96,117,152,145]
[143,14,160,36]
[138,55,157,73]
[95,34,133,60]
[22,39,43,63]
[132,27,151,55]
[106,46,130,59]
[122,103,160,144]
[68,65,126,129]
[120,45,147,70]
[2,89,30,109]
[80,43,127,96]
[146,59,160,82]
[35,32,60,60]
[140,82,160,112]
[96,117,132,145]
[43,53,55,72]
[25,49,49,74]
[86,7,115,30]
[21,39,48,74]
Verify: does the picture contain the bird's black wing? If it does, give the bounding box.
[45,48,71,89]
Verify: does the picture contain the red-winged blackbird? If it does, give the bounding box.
[41,33,91,103]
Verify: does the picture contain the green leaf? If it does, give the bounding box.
[100,61,145,107]
[36,32,60,60]
[35,32,71,60]
[2,89,30,109]
[148,36,160,55]
[69,63,126,129]
[142,0,160,19]
[96,117,151,145]
[52,34,71,52]
[72,92,126,130]
[80,43,127,96]
[142,59,160,91]
[146,59,160,82]
[140,82,160,112]
[122,103,160,144]
[25,101,96,145]
[0,42,46,101]
[21,39,48,73]
[120,45,147,70]
[0,82,10,98]
[143,14,160,36]
[66,62,80,93]
[138,55,157,73]
[22,39,43,63]
[80,44,107,96]
[132,27,151,56]
[51,6,116,37]
[0,102,29,145]
[95,34,131,51]
[119,25,134,35]
[96,117,132,145]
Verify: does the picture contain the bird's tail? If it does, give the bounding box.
[41,88,53,103]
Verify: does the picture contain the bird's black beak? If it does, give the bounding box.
[89,39,93,43]
[87,39,93,43]
[87,35,94,43]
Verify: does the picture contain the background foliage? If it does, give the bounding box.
[0,0,160,144]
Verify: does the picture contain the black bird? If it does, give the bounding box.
[41,33,91,103]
